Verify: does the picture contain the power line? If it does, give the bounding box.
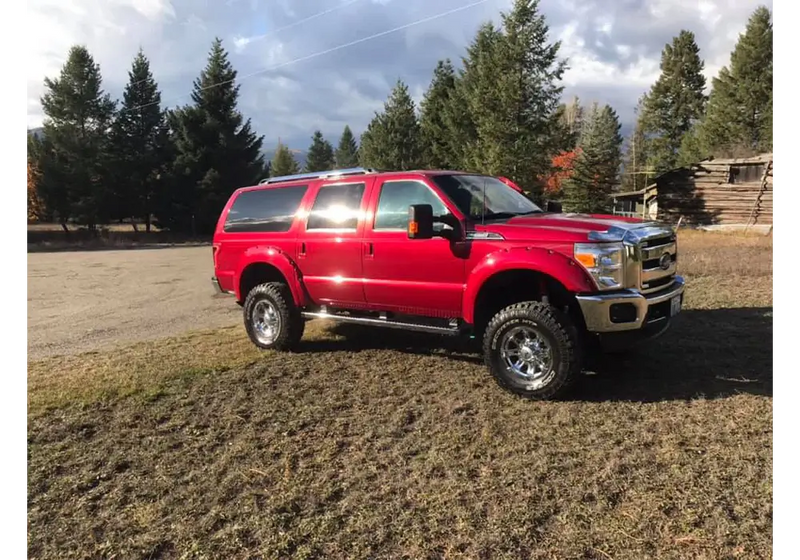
[123,0,366,91]
[122,0,491,114]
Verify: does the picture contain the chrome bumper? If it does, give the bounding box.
[575,276,685,333]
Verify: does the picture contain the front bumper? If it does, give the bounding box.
[575,276,685,333]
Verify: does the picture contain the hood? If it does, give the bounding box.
[477,212,651,243]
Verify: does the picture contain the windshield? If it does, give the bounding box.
[431,174,543,221]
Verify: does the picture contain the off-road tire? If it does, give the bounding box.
[482,301,581,400]
[243,282,304,351]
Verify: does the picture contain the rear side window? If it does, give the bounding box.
[224,185,308,233]
[307,182,366,230]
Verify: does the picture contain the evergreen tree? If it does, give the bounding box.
[37,45,116,229]
[270,143,300,176]
[700,6,773,156]
[335,125,359,168]
[459,0,565,199]
[358,80,424,170]
[163,38,265,234]
[304,130,335,172]
[111,49,171,231]
[640,30,707,173]
[419,59,458,169]
[563,103,623,213]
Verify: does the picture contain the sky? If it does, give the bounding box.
[26,0,772,151]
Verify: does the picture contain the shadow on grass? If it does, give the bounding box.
[298,307,772,402]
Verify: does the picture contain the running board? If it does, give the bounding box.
[301,311,462,336]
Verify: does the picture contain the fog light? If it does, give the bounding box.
[610,303,637,324]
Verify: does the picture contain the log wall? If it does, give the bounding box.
[656,156,773,225]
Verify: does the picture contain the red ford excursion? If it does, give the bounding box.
[212,167,684,399]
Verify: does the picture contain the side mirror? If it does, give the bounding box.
[408,204,434,239]
[546,201,562,213]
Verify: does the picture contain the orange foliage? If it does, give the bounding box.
[28,161,43,221]
[542,148,580,195]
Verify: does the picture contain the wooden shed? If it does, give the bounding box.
[648,154,773,226]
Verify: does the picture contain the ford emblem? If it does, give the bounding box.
[659,253,672,271]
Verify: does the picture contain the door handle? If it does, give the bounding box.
[364,242,373,257]
[299,242,306,257]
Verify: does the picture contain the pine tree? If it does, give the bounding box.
[640,30,707,173]
[111,49,171,231]
[700,6,772,156]
[304,130,335,172]
[163,38,265,234]
[335,125,359,168]
[459,0,565,199]
[28,160,43,222]
[358,80,424,170]
[563,103,623,213]
[270,143,300,176]
[419,59,458,169]
[37,45,116,229]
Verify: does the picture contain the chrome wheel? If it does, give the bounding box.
[500,325,555,389]
[252,299,281,345]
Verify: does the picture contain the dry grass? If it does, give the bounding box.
[27,231,772,560]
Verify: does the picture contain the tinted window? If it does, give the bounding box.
[374,180,449,230]
[431,174,542,221]
[224,185,308,233]
[307,182,366,230]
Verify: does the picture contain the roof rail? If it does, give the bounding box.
[258,167,378,185]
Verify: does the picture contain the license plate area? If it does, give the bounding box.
[670,295,682,317]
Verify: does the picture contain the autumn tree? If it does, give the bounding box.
[335,125,359,168]
[541,148,580,198]
[270,142,300,176]
[563,103,623,213]
[359,79,424,170]
[162,38,265,234]
[110,49,171,231]
[640,30,707,173]
[305,130,335,172]
[36,45,116,229]
[699,6,773,156]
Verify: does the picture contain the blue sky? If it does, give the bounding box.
[27,0,772,151]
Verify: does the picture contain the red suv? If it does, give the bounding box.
[212,167,685,399]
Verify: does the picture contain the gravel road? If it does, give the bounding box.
[28,246,241,360]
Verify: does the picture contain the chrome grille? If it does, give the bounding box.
[628,230,677,294]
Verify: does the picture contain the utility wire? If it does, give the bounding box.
[121,0,490,114]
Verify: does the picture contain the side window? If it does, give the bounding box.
[374,180,449,230]
[224,185,308,233]
[307,182,366,230]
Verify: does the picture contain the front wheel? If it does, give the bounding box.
[243,282,305,351]
[482,301,581,400]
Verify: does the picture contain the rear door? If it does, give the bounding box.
[362,177,467,317]
[295,178,373,307]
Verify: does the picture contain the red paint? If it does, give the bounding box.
[213,170,647,322]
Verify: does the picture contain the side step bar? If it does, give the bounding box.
[301,311,462,336]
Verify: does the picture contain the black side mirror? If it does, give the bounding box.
[408,204,434,239]
[546,201,562,213]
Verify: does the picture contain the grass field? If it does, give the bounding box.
[27,230,772,560]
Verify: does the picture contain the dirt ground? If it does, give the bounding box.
[27,246,240,359]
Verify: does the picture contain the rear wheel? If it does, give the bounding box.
[243,282,304,351]
[482,301,580,400]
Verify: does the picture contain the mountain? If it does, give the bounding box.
[28,127,44,139]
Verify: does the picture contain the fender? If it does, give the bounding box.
[462,246,596,324]
[235,246,308,307]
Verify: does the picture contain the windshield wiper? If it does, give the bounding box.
[477,210,541,221]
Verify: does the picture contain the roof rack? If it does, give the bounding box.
[258,167,378,185]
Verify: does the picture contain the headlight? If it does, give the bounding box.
[574,242,624,290]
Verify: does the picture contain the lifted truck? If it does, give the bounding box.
[212,167,684,400]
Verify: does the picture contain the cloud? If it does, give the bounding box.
[27,0,772,149]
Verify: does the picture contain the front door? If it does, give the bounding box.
[362,178,466,318]
[297,179,371,307]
